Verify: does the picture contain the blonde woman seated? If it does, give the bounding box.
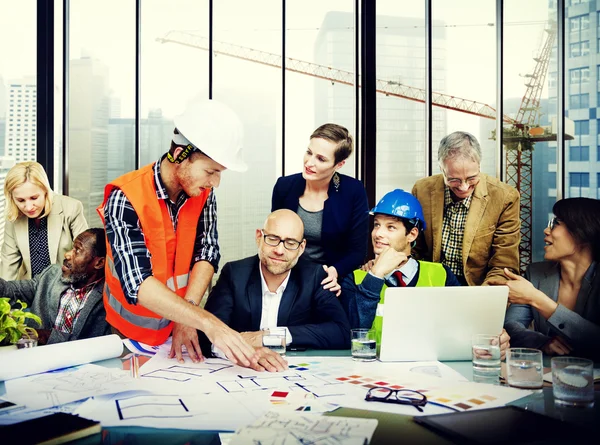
[491,198,600,361]
[1,161,88,280]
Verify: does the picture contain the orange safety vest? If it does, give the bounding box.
[96,163,209,345]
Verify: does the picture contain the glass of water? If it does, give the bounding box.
[262,327,286,356]
[506,348,544,389]
[472,334,501,384]
[551,357,594,408]
[351,328,377,361]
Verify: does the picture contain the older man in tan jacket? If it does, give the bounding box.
[412,131,520,286]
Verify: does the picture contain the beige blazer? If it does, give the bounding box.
[0,194,88,280]
[412,173,521,286]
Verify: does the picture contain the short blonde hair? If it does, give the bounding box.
[4,162,54,222]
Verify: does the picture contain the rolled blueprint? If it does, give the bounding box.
[0,334,124,381]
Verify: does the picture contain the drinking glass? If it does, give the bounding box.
[351,328,377,361]
[472,334,501,384]
[551,356,594,408]
[506,348,543,389]
[262,328,286,356]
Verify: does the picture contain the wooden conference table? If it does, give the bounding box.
[2,348,598,445]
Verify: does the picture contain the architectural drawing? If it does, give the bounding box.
[216,372,345,399]
[4,364,137,410]
[115,394,200,420]
[230,410,378,445]
[141,360,234,382]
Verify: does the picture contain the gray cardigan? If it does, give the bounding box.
[0,264,110,344]
[504,261,600,361]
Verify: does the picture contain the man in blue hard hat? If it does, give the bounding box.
[340,189,460,343]
[340,189,510,358]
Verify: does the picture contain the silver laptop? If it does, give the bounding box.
[379,285,509,361]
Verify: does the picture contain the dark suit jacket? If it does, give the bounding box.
[504,261,600,361]
[271,173,369,279]
[202,256,351,352]
[412,173,520,286]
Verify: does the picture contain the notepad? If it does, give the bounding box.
[0,412,101,445]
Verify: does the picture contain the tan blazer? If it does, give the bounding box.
[0,194,88,280]
[412,173,520,286]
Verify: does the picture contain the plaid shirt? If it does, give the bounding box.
[441,186,472,280]
[104,156,220,304]
[54,277,103,333]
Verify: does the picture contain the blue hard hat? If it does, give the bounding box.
[369,189,426,231]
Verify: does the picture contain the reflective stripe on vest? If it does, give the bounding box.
[104,257,171,330]
[353,261,447,353]
[166,274,189,292]
[104,283,171,331]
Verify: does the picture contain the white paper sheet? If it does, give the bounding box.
[3,364,140,409]
[0,334,124,381]
[230,410,378,445]
[75,390,260,431]
[282,356,530,415]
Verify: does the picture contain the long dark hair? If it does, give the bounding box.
[553,198,600,261]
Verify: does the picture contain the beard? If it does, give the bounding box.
[260,253,300,276]
[60,271,89,285]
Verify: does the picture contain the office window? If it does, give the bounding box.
[569,172,590,198]
[569,145,589,161]
[598,173,600,198]
[574,120,590,135]
[570,41,589,57]
[68,0,135,226]
[570,67,589,84]
[570,93,589,108]
[597,145,600,161]
[570,14,589,32]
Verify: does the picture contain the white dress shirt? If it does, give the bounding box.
[259,265,293,345]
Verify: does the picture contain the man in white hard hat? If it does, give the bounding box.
[97,99,258,368]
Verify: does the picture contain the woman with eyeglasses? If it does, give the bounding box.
[1,161,88,280]
[271,123,369,295]
[493,198,600,361]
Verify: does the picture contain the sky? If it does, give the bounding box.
[1,0,550,149]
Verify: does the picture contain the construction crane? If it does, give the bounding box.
[497,21,572,273]
[157,27,569,272]
[157,31,517,123]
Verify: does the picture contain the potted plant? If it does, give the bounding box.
[0,298,41,347]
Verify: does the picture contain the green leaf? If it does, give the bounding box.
[0,299,40,345]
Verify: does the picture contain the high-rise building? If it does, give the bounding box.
[4,76,36,163]
[314,13,448,196]
[107,108,173,182]
[68,56,110,227]
[530,1,600,259]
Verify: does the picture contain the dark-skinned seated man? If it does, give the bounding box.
[200,209,351,372]
[0,228,111,344]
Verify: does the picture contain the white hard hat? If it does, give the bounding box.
[173,99,247,172]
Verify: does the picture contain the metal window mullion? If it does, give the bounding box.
[557,0,565,200]
[425,0,432,176]
[37,0,55,187]
[496,0,504,180]
[62,0,69,191]
[282,0,286,177]
[135,0,141,169]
